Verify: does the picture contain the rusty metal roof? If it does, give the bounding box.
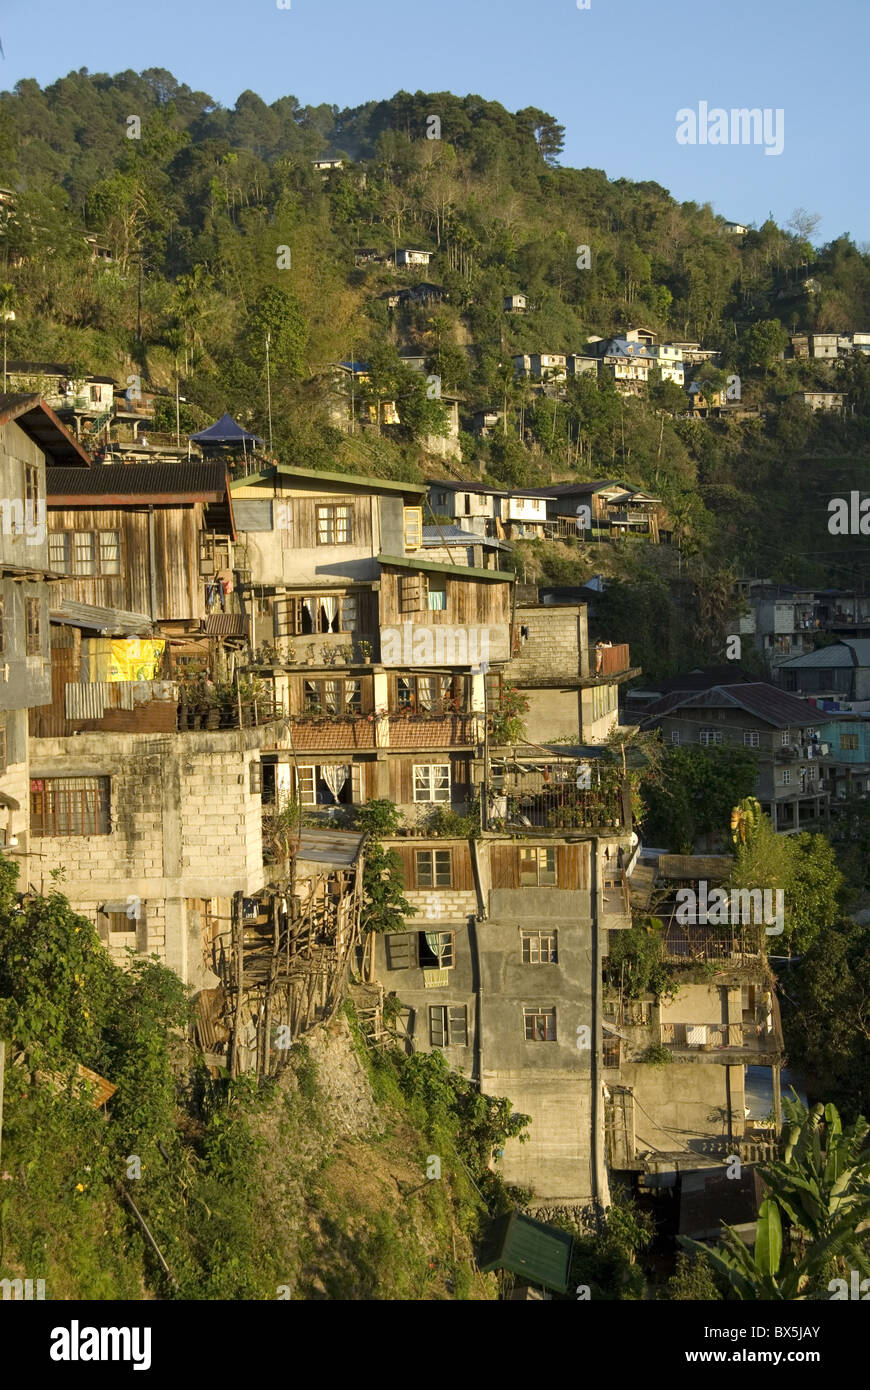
[643,682,821,728]
[46,461,228,501]
[0,394,92,466]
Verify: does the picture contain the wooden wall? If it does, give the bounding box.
[379,568,511,627]
[489,841,590,890]
[48,503,208,622]
[391,841,475,890]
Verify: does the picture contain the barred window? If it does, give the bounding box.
[31,776,110,837]
[316,503,352,545]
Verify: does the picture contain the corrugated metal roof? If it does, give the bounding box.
[0,394,93,466]
[65,680,177,720]
[232,463,426,498]
[296,828,365,869]
[643,682,821,728]
[46,461,228,499]
[778,639,870,669]
[421,525,506,549]
[378,553,514,582]
[480,1212,572,1293]
[204,614,249,636]
[50,600,153,635]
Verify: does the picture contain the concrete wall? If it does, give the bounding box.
[618,1061,745,1153]
[29,724,287,985]
[480,886,597,1203]
[511,605,587,683]
[523,688,580,743]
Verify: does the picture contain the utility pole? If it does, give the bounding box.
[265,331,273,456]
[175,365,181,448]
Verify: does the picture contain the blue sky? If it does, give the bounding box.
[3,0,868,242]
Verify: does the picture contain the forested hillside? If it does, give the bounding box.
[2,69,869,677]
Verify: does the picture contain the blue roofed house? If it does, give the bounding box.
[776,638,870,702]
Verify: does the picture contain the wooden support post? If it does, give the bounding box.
[230,893,244,1078]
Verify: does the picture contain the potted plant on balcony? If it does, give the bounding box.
[357,639,373,665]
[305,644,317,667]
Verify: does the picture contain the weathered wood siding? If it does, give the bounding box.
[48,504,207,620]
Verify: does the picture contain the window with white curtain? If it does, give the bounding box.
[414,764,451,802]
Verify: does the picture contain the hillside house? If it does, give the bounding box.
[427,479,554,540]
[512,354,568,384]
[521,480,662,542]
[816,711,870,801]
[642,682,828,833]
[503,294,528,313]
[777,638,870,703]
[798,391,844,412]
[396,248,432,268]
[723,221,748,235]
[0,395,92,863]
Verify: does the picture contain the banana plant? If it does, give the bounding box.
[757,1097,870,1275]
[679,1197,858,1300]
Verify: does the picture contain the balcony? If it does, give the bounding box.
[286,709,479,752]
[659,1018,780,1058]
[596,643,631,677]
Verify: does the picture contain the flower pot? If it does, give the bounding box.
[364,656,372,665]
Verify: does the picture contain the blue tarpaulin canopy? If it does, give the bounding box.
[189,413,263,446]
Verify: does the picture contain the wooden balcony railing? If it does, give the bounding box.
[597,643,630,676]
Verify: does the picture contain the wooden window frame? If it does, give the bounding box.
[743,730,760,747]
[429,1004,468,1047]
[519,846,557,886]
[413,763,451,803]
[399,572,427,613]
[30,775,110,837]
[403,506,423,551]
[841,733,859,751]
[419,929,455,968]
[523,1007,557,1042]
[521,929,557,964]
[48,533,68,573]
[316,502,353,546]
[25,596,40,655]
[416,849,452,888]
[98,530,121,576]
[72,531,96,576]
[303,678,362,715]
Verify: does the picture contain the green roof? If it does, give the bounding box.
[480,1211,573,1293]
[230,464,426,498]
[378,553,514,582]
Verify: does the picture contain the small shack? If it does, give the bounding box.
[480,1210,573,1295]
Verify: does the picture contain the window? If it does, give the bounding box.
[781,730,791,746]
[31,776,110,836]
[428,580,447,611]
[416,849,452,888]
[316,503,352,545]
[199,532,232,576]
[403,507,423,550]
[841,733,859,751]
[485,671,503,709]
[49,533,68,572]
[25,597,40,655]
[413,764,451,803]
[743,730,760,747]
[399,573,427,613]
[72,531,96,575]
[519,847,557,886]
[24,464,39,510]
[98,531,121,576]
[276,593,356,636]
[303,679,361,714]
[521,930,557,964]
[670,730,681,746]
[385,933,417,969]
[602,1036,621,1068]
[591,682,618,721]
[296,763,362,806]
[429,1004,468,1047]
[419,930,454,968]
[396,675,460,713]
[523,1007,556,1042]
[699,728,723,746]
[781,769,791,785]
[249,761,263,794]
